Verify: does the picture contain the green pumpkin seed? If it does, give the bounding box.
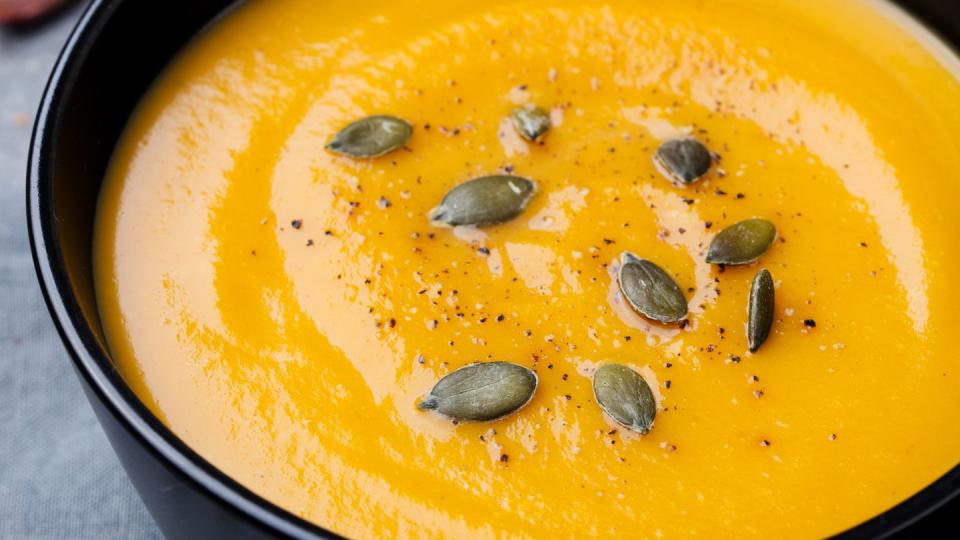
[748,268,775,352]
[593,364,656,434]
[417,361,537,422]
[511,105,550,141]
[706,219,777,265]
[618,252,688,324]
[654,138,712,184]
[325,115,412,158]
[428,175,537,228]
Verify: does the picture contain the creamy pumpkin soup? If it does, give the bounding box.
[94,0,960,536]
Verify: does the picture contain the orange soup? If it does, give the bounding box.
[94,0,960,536]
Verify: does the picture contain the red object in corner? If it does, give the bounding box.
[0,0,72,25]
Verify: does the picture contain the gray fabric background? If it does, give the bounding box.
[0,5,161,539]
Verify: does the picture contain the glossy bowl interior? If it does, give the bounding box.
[26,0,960,537]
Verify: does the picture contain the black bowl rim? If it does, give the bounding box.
[25,0,336,538]
[25,0,960,538]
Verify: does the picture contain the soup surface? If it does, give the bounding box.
[95,0,960,537]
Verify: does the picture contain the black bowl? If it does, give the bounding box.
[26,0,960,538]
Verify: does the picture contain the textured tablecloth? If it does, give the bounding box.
[0,5,161,539]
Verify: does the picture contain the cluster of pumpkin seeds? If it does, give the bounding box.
[326,112,781,433]
[624,144,778,354]
[415,360,657,434]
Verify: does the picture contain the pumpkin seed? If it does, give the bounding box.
[706,218,777,265]
[429,175,537,227]
[325,115,412,158]
[593,364,656,434]
[511,105,550,141]
[618,252,688,323]
[417,361,537,422]
[654,138,712,184]
[748,268,775,352]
